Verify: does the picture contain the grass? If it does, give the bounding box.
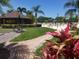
[35,45,44,56]
[0,28,12,33]
[35,37,59,56]
[11,27,55,42]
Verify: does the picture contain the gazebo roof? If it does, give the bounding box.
[0,11,30,19]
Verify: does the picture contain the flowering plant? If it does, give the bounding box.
[42,23,79,59]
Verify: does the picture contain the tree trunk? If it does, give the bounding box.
[35,12,37,25]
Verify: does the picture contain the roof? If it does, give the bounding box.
[0,11,30,19]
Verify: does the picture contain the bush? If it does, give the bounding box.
[1,24,41,28]
[0,43,10,59]
[35,46,43,56]
[0,43,5,48]
[74,28,79,35]
[1,24,16,28]
[22,24,41,27]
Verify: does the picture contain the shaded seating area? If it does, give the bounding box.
[0,17,33,24]
[0,11,33,24]
[0,11,33,32]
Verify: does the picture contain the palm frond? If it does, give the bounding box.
[76,0,79,8]
[65,9,76,16]
[38,10,45,15]
[5,3,12,8]
[32,5,40,12]
[64,2,75,8]
[17,7,22,12]
[26,10,33,15]
[36,5,40,10]
[0,6,4,14]
[0,0,12,8]
[22,8,27,13]
[7,9,14,13]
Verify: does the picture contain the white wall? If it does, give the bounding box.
[42,22,79,30]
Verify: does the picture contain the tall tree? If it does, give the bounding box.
[7,9,14,13]
[64,0,79,19]
[65,9,76,22]
[17,7,27,31]
[26,10,33,17]
[26,10,35,23]
[0,0,12,14]
[64,0,76,21]
[64,0,75,8]
[17,7,27,23]
[55,16,65,22]
[17,7,26,17]
[32,5,44,24]
[17,7,26,32]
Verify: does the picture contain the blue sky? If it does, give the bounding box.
[3,0,68,18]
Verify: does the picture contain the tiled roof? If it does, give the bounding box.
[0,11,30,19]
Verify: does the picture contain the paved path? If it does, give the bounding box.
[0,32,20,43]
[18,34,53,52]
[5,34,53,59]
[0,33,3,36]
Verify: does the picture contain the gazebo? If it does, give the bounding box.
[0,11,33,24]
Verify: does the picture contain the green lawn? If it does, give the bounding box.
[11,27,55,42]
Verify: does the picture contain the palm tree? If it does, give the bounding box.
[32,5,44,24]
[17,7,27,32]
[17,7,26,17]
[64,0,75,8]
[0,0,11,6]
[64,0,79,17]
[26,10,32,16]
[17,7,27,23]
[64,0,79,26]
[65,9,76,22]
[64,0,75,20]
[26,10,33,17]
[26,10,35,23]
[7,9,14,13]
[0,0,12,14]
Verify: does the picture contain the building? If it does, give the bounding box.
[0,11,33,24]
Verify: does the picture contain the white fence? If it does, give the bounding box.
[42,22,79,30]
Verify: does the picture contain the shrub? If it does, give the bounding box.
[40,23,79,59]
[22,24,41,27]
[0,43,10,59]
[1,24,41,28]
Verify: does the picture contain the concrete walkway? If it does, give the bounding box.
[0,32,20,43]
[18,34,53,52]
[4,34,53,59]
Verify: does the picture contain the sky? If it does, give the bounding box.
[3,0,68,18]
